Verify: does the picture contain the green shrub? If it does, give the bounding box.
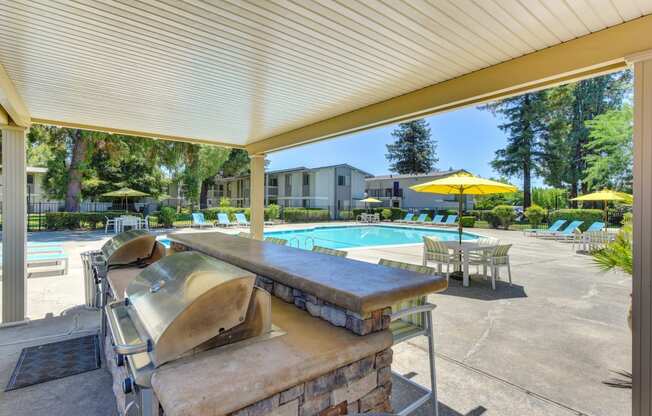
[283,208,330,223]
[219,197,231,207]
[491,205,515,229]
[45,212,81,230]
[460,216,475,227]
[159,206,177,227]
[436,209,459,216]
[623,212,633,225]
[351,208,406,221]
[266,204,280,221]
[44,211,141,230]
[381,209,392,221]
[549,209,604,231]
[524,204,546,227]
[338,210,354,220]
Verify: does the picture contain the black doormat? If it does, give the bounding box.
[5,334,101,391]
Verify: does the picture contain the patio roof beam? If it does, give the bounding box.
[0,63,30,128]
[246,14,652,155]
[29,118,245,149]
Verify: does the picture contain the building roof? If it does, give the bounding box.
[366,169,470,182]
[218,163,372,181]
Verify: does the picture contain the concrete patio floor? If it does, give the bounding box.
[0,224,631,416]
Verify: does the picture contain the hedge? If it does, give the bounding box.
[549,209,604,231]
[283,208,330,222]
[352,208,407,221]
[45,211,142,230]
[460,216,475,227]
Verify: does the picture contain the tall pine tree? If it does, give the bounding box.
[482,92,548,208]
[385,119,438,174]
[543,72,632,201]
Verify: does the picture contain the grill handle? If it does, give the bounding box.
[105,299,152,356]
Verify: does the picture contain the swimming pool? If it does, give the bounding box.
[264,225,477,250]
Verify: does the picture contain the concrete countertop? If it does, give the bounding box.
[169,231,447,315]
[151,298,393,416]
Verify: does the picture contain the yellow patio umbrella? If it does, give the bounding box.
[360,196,382,213]
[102,187,149,212]
[410,172,518,244]
[571,189,633,223]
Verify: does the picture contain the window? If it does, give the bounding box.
[303,174,310,186]
[269,177,278,187]
[338,175,346,186]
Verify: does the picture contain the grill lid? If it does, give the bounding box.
[101,229,156,266]
[125,251,256,366]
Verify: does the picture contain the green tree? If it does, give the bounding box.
[385,119,438,174]
[583,105,633,192]
[482,92,548,207]
[542,72,632,201]
[531,187,568,210]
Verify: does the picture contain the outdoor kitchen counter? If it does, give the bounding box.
[169,231,447,315]
[151,297,393,416]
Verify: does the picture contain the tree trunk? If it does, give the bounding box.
[64,130,88,212]
[200,181,209,209]
[570,181,579,208]
[523,162,531,208]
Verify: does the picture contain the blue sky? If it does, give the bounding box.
[267,106,513,181]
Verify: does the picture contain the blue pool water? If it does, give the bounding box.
[264,225,477,250]
[157,238,171,248]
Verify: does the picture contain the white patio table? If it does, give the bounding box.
[440,241,500,287]
[115,215,142,233]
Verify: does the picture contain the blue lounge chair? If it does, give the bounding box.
[584,221,605,233]
[540,220,584,240]
[430,214,444,225]
[524,219,566,236]
[442,215,458,226]
[410,213,428,224]
[234,213,250,226]
[396,213,414,223]
[192,212,214,228]
[217,213,235,227]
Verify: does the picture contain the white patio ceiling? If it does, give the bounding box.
[0,0,651,149]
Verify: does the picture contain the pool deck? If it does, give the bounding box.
[0,222,631,416]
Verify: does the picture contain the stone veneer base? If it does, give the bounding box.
[228,349,393,416]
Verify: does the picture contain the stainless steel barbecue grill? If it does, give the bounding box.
[80,230,165,308]
[105,250,274,416]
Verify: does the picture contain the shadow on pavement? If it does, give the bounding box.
[393,373,487,416]
[438,277,527,301]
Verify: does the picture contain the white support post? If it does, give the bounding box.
[1,125,27,324]
[249,154,266,240]
[629,49,652,416]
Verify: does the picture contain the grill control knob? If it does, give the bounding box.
[122,377,133,394]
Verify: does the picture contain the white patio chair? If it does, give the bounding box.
[486,244,513,290]
[468,237,500,277]
[422,236,461,282]
[104,216,117,234]
[378,258,439,416]
[139,215,150,231]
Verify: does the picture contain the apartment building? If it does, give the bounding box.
[212,164,371,218]
[364,169,474,211]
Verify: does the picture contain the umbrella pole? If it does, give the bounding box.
[458,190,463,244]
